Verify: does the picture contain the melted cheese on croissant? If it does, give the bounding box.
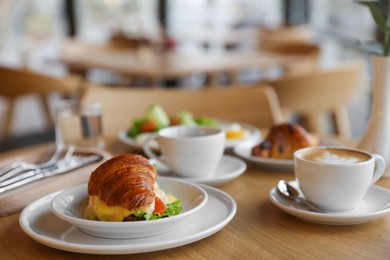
[85,196,154,221]
[85,182,177,222]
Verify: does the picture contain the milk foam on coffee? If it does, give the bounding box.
[302,148,370,164]
[314,151,358,164]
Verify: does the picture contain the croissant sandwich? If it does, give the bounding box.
[251,123,319,159]
[85,154,182,221]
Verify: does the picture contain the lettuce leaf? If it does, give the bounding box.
[127,118,145,137]
[130,200,183,221]
[195,117,219,127]
[164,200,183,217]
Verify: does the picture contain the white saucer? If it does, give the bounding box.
[19,184,236,255]
[149,155,247,186]
[269,180,390,225]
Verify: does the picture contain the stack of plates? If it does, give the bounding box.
[19,177,237,254]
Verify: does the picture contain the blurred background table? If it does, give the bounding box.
[59,39,310,87]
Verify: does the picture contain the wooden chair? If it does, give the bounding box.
[267,61,364,140]
[259,25,314,49]
[0,66,83,139]
[81,83,284,138]
[269,43,321,77]
[259,26,320,77]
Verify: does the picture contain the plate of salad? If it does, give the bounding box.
[118,105,262,151]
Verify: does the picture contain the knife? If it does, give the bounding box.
[0,154,102,194]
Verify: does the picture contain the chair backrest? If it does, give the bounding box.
[268,61,364,139]
[259,26,319,77]
[0,66,82,138]
[81,84,284,137]
[277,43,321,77]
[0,66,82,97]
[263,43,321,77]
[260,25,314,48]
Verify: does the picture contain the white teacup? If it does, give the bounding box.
[294,146,385,212]
[143,126,225,178]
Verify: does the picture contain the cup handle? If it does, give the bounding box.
[371,154,386,184]
[143,133,163,163]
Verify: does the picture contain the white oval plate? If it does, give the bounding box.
[19,184,236,254]
[233,142,294,172]
[269,180,390,225]
[50,177,207,239]
[233,140,344,172]
[118,120,261,151]
[150,155,246,187]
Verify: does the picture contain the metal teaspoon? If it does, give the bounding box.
[276,180,326,213]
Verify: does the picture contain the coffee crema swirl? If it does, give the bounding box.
[301,148,370,164]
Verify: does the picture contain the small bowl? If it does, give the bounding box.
[50,177,208,239]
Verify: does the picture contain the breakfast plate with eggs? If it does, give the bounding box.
[118,120,261,151]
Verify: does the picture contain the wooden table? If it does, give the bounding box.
[1,136,390,259]
[59,40,308,87]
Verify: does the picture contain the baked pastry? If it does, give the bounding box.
[251,123,319,159]
[85,154,182,221]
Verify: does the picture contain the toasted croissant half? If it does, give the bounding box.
[85,154,182,221]
[251,123,320,159]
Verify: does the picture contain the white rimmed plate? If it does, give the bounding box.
[269,180,390,225]
[233,142,294,172]
[118,120,261,151]
[19,184,236,254]
[150,155,246,186]
[233,140,344,172]
[50,178,207,239]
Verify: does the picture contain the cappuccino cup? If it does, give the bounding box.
[294,147,385,212]
[143,126,225,178]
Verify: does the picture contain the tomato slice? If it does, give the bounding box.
[140,120,157,133]
[169,116,180,126]
[153,197,166,215]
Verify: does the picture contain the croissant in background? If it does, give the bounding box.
[85,154,182,221]
[251,123,319,159]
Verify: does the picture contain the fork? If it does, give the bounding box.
[0,145,73,183]
[0,153,102,194]
[0,145,64,177]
